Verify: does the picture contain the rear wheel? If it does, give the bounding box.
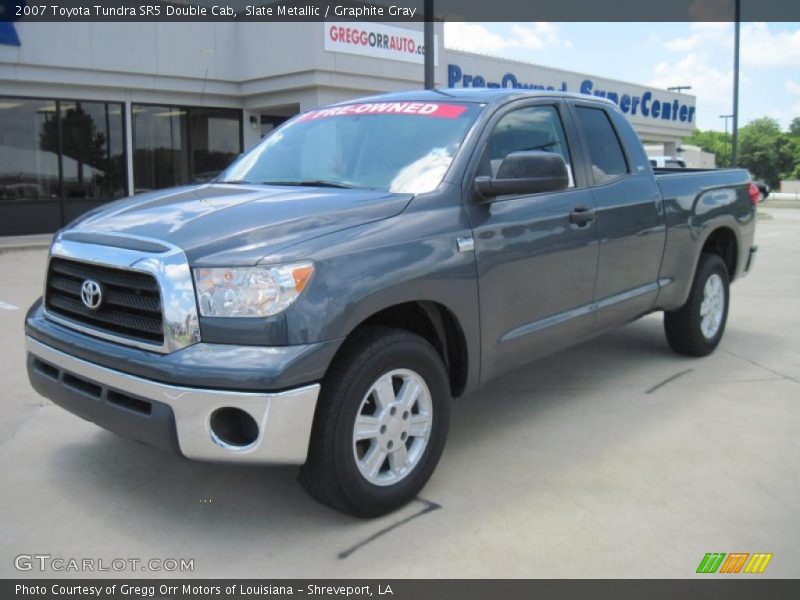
[299,327,451,517]
[664,253,730,356]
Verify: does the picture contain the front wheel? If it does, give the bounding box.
[664,253,730,356]
[299,327,451,517]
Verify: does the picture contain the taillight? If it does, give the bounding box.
[748,182,760,206]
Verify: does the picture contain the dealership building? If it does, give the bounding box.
[0,20,697,236]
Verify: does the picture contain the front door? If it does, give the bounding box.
[464,102,600,384]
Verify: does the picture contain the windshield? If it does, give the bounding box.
[220,101,481,194]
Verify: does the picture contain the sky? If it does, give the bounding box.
[443,22,800,132]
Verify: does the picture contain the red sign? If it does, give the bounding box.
[296,102,468,122]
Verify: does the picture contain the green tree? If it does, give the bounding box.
[738,117,794,188]
[788,117,800,138]
[684,129,733,168]
[786,121,800,180]
[686,117,800,187]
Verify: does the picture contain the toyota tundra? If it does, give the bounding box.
[25,89,758,517]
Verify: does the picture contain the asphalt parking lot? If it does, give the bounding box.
[1,208,798,579]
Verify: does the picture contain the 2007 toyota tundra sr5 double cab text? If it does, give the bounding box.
[26,90,758,517]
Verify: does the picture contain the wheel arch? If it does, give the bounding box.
[656,219,743,313]
[700,225,739,280]
[327,300,472,398]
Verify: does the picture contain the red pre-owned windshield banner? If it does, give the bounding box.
[296,102,469,122]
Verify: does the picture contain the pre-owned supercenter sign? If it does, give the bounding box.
[447,62,696,129]
[324,22,438,65]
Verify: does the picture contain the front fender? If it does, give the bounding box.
[270,195,482,395]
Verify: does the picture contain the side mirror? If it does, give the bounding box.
[474,151,570,201]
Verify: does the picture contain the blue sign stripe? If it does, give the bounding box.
[1,0,22,46]
[0,21,20,46]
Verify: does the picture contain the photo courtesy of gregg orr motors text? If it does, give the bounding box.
[15,584,385,597]
[13,554,194,573]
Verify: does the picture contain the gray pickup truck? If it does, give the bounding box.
[25,89,757,517]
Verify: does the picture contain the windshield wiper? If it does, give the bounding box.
[522,141,559,152]
[217,179,255,185]
[260,180,357,189]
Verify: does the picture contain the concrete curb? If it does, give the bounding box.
[763,203,800,209]
[764,193,800,209]
[0,234,53,253]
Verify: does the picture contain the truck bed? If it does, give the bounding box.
[654,167,752,203]
[651,166,756,312]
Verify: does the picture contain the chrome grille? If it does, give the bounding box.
[45,257,164,345]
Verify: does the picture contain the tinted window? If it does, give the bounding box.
[479,105,574,186]
[0,98,59,203]
[574,107,628,184]
[59,101,126,201]
[133,104,241,192]
[0,96,126,235]
[189,107,242,182]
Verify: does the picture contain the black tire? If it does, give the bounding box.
[664,253,730,357]
[299,326,451,518]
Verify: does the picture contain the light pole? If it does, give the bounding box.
[732,0,741,166]
[667,86,693,93]
[423,0,434,90]
[720,114,734,167]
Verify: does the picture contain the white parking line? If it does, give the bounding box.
[0,300,19,310]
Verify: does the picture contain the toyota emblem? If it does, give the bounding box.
[80,279,103,310]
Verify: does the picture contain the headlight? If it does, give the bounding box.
[193,262,314,318]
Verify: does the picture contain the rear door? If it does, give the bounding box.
[569,102,666,329]
[464,100,600,384]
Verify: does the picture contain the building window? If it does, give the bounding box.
[132,104,242,192]
[59,101,127,222]
[0,96,126,235]
[190,107,243,182]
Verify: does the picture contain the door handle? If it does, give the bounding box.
[569,206,597,225]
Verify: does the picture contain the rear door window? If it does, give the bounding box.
[574,107,629,185]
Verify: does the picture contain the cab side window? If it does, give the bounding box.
[574,107,629,185]
[479,105,575,188]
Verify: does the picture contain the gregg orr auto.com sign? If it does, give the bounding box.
[324,22,438,65]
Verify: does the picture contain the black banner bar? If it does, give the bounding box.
[4,579,800,600]
[3,0,800,23]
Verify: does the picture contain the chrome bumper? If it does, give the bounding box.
[26,336,320,465]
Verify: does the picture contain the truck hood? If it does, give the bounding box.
[68,183,413,265]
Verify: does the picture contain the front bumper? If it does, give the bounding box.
[26,301,341,391]
[27,336,320,464]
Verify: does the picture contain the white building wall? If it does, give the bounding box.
[2,21,694,144]
[679,146,716,168]
[780,180,800,194]
[0,20,700,199]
